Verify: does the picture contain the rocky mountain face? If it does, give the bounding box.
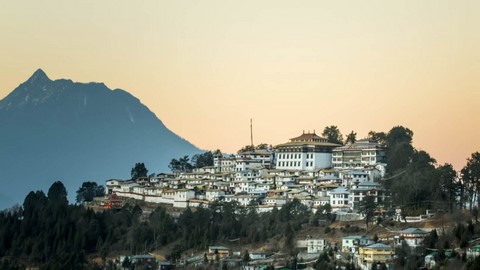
[0,69,199,209]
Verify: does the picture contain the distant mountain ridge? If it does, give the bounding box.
[0,69,200,209]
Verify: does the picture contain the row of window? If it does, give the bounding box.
[278,153,314,159]
[277,161,316,167]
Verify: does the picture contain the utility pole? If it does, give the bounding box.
[250,118,254,148]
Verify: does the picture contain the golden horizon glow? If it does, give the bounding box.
[1,0,479,170]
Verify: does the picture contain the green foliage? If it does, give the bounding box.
[169,156,193,173]
[192,151,214,168]
[131,162,148,179]
[462,152,480,209]
[367,131,387,145]
[345,131,356,144]
[48,181,69,206]
[1,182,324,268]
[385,126,414,175]
[360,195,376,232]
[76,181,105,204]
[314,252,333,270]
[237,143,270,153]
[437,163,459,212]
[322,125,343,145]
[243,250,250,262]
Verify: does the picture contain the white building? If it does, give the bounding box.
[275,132,340,171]
[342,235,374,253]
[329,187,350,210]
[213,152,236,173]
[349,182,384,211]
[306,238,327,253]
[332,139,386,169]
[236,149,274,169]
[395,228,429,248]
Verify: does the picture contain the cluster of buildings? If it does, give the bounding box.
[103,132,388,215]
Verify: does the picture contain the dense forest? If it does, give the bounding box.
[0,181,322,270]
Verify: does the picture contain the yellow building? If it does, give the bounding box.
[207,246,229,261]
[358,243,393,269]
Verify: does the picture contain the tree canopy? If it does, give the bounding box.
[192,151,214,168]
[76,181,105,204]
[461,152,480,209]
[131,162,148,179]
[322,125,343,145]
[345,131,357,144]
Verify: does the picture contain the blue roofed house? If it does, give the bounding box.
[395,228,429,248]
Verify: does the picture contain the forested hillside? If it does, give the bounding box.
[0,181,319,270]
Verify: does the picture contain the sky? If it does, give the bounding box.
[0,0,479,170]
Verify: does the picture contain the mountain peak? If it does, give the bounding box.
[27,68,50,84]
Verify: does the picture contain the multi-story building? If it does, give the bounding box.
[213,152,236,173]
[342,235,374,253]
[332,139,386,169]
[358,243,394,269]
[306,238,327,253]
[275,132,340,170]
[236,149,274,169]
[329,187,349,210]
[349,182,385,211]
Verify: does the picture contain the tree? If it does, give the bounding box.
[284,223,295,251]
[192,151,214,168]
[389,150,437,211]
[437,164,459,212]
[131,162,148,180]
[237,145,255,153]
[322,125,343,145]
[255,143,269,150]
[243,249,250,263]
[122,256,131,270]
[462,152,480,209]
[367,131,387,145]
[48,181,68,206]
[76,181,105,204]
[345,131,357,144]
[168,158,181,173]
[385,126,414,175]
[179,156,193,172]
[169,156,194,173]
[237,143,270,153]
[360,195,376,232]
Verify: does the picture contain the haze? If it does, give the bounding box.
[1,0,479,170]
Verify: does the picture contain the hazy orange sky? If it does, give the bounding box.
[1,0,479,170]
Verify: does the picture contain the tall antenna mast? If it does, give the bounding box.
[250,118,254,148]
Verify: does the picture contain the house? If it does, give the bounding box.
[395,228,429,248]
[264,196,287,207]
[349,181,384,211]
[213,152,236,173]
[329,187,349,210]
[340,170,370,187]
[358,243,393,269]
[306,238,327,253]
[275,131,340,170]
[342,235,374,253]
[206,190,226,201]
[207,246,229,260]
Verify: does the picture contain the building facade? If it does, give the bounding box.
[275,132,340,171]
[332,139,386,169]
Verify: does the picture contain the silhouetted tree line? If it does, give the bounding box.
[0,181,313,269]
